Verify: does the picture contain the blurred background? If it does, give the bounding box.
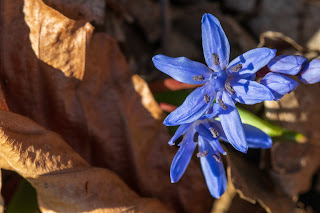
[92,0,320,81]
[1,0,320,212]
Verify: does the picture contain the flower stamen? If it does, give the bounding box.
[193,132,199,142]
[209,127,219,138]
[197,150,209,158]
[225,82,235,95]
[212,53,220,66]
[204,94,210,103]
[230,63,242,72]
[213,154,222,162]
[218,98,227,110]
[193,75,205,81]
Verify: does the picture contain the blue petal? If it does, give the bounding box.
[267,55,307,75]
[197,123,213,140]
[227,48,277,79]
[228,78,275,104]
[164,83,215,126]
[168,123,192,146]
[198,137,227,198]
[208,139,226,155]
[202,13,230,71]
[218,91,248,153]
[170,132,197,183]
[196,121,226,155]
[152,55,212,84]
[298,58,320,84]
[242,124,272,149]
[260,73,298,101]
[201,103,221,119]
[218,121,272,149]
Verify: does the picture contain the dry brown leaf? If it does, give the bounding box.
[0,171,4,213]
[43,0,105,24]
[0,110,171,213]
[117,0,161,42]
[264,86,320,198]
[225,147,297,213]
[258,31,304,55]
[261,34,320,198]
[0,0,214,212]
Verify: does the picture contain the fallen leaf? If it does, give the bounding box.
[258,31,304,55]
[262,37,320,198]
[0,171,4,213]
[149,79,198,93]
[0,110,171,213]
[0,0,214,212]
[43,0,105,24]
[225,146,297,213]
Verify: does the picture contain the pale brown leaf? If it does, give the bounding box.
[0,0,213,212]
[0,110,171,213]
[225,147,297,213]
[43,0,105,24]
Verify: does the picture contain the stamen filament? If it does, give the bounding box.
[212,53,220,66]
[213,154,222,162]
[230,63,242,72]
[193,132,199,142]
[218,98,227,110]
[193,75,205,81]
[197,150,209,158]
[225,82,235,95]
[209,127,219,138]
[204,94,210,103]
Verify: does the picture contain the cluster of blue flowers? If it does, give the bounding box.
[152,13,320,198]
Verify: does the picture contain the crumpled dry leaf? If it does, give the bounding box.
[0,0,214,212]
[258,31,304,55]
[269,142,320,197]
[264,88,320,198]
[222,32,320,213]
[43,0,105,24]
[260,33,320,199]
[0,171,3,213]
[225,147,297,213]
[0,110,170,213]
[258,31,320,59]
[117,0,161,42]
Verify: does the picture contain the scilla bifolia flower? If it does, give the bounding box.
[153,13,276,153]
[298,58,320,84]
[261,55,307,100]
[169,105,272,198]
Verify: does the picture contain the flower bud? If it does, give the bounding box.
[268,55,307,75]
[298,58,320,84]
[260,73,298,101]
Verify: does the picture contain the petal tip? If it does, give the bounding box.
[163,116,175,126]
[238,145,248,153]
[152,54,161,62]
[201,13,219,25]
[170,173,179,183]
[168,141,175,146]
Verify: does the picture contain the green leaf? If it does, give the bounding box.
[152,88,306,143]
[7,179,40,213]
[153,90,191,107]
[237,107,307,143]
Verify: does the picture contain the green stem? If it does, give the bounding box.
[237,107,307,143]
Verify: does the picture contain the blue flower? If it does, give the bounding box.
[169,111,272,198]
[152,13,276,153]
[261,55,307,100]
[298,58,320,84]
[260,73,299,101]
[267,55,307,75]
